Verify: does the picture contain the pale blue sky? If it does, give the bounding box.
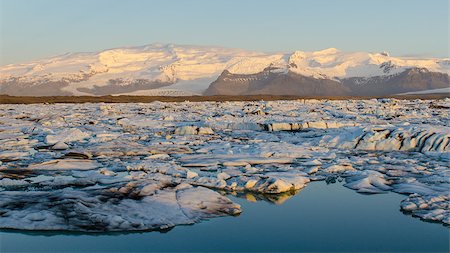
[0,0,448,65]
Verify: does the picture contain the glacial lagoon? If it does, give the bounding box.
[0,99,449,252]
[1,181,448,253]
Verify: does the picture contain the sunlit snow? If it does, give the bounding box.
[1,44,448,96]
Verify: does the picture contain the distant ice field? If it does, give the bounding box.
[398,87,450,95]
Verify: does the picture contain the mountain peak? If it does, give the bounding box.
[1,43,448,96]
[313,48,340,55]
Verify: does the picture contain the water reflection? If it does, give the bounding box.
[1,181,448,253]
[0,189,303,237]
[226,189,300,205]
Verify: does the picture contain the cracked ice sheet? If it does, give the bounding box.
[0,98,449,231]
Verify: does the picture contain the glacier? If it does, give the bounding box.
[0,98,449,231]
[1,43,449,96]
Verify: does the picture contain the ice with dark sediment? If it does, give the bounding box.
[0,98,449,231]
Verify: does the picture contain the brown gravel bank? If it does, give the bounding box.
[0,94,448,104]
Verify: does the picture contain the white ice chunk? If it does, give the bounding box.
[46,128,90,144]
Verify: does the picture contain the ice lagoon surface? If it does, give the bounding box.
[1,181,449,253]
[0,99,449,252]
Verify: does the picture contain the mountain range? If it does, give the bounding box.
[1,43,449,96]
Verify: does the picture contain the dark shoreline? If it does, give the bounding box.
[0,93,448,104]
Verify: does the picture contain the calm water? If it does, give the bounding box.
[1,181,448,253]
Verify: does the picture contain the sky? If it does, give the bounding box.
[0,0,448,65]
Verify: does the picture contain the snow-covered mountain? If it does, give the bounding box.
[1,43,449,96]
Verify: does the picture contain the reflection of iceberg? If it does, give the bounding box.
[229,189,301,205]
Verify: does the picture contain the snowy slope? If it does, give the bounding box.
[1,43,449,96]
[288,49,450,79]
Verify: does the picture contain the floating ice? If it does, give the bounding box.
[174,126,215,135]
[344,170,392,194]
[0,98,448,231]
[0,185,240,232]
[45,128,91,144]
[51,141,69,150]
[401,194,449,225]
[27,159,100,171]
[322,126,450,153]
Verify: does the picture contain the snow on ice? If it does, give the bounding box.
[0,98,448,231]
